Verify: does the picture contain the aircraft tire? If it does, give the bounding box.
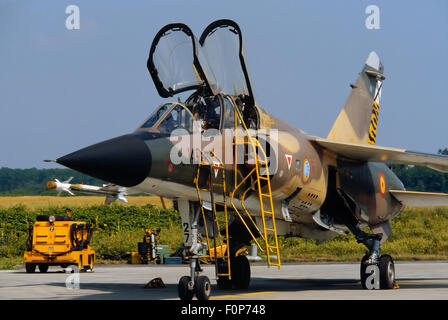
[231,255,250,289]
[178,276,194,301]
[194,275,211,300]
[360,254,369,289]
[379,254,395,289]
[217,276,233,290]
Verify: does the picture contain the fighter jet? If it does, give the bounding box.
[51,19,448,300]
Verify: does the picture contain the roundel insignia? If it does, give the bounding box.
[302,158,310,183]
[379,171,386,198]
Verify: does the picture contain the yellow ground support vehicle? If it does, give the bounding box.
[24,214,95,273]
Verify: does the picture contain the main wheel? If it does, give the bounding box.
[217,276,233,290]
[378,254,395,289]
[231,255,250,289]
[194,275,211,300]
[178,276,194,301]
[216,258,232,290]
[25,263,36,273]
[360,254,369,289]
[38,264,49,273]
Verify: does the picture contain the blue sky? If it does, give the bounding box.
[1,0,447,168]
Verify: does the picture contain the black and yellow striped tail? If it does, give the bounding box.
[327,51,385,146]
[368,101,380,145]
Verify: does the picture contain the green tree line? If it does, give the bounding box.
[390,148,448,193]
[0,168,105,195]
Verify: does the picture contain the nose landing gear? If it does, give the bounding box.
[177,221,213,301]
[178,273,212,301]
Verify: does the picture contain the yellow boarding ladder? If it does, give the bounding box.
[194,151,231,278]
[229,98,281,269]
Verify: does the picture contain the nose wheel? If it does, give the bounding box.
[178,276,194,301]
[178,275,211,301]
[195,275,212,300]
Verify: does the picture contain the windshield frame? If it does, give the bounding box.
[153,103,196,134]
[137,102,173,131]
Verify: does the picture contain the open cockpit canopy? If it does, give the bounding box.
[147,20,255,104]
[147,23,218,98]
[199,19,255,105]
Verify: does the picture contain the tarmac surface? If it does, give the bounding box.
[0,261,447,300]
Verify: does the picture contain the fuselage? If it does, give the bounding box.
[57,94,405,241]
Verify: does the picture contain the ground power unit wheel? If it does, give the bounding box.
[38,264,49,273]
[25,263,36,273]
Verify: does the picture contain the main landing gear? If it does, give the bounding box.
[354,226,396,289]
[360,253,395,289]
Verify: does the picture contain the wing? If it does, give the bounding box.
[312,137,448,173]
[389,190,448,207]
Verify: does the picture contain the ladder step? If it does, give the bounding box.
[260,193,272,197]
[264,228,276,232]
[212,183,224,187]
[217,273,231,277]
[258,176,269,180]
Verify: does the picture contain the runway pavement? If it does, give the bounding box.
[0,261,447,300]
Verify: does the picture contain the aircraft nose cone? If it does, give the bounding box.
[57,134,151,187]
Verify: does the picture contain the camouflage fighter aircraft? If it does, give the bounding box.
[49,20,448,300]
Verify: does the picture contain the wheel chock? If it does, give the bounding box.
[144,277,166,288]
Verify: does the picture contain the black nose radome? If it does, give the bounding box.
[57,134,151,187]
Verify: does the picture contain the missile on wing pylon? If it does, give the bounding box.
[45,178,128,203]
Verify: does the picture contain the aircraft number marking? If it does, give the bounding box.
[183,222,189,243]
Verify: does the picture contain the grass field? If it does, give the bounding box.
[0,196,447,269]
[0,196,173,210]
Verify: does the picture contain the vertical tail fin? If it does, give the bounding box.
[327,51,385,145]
